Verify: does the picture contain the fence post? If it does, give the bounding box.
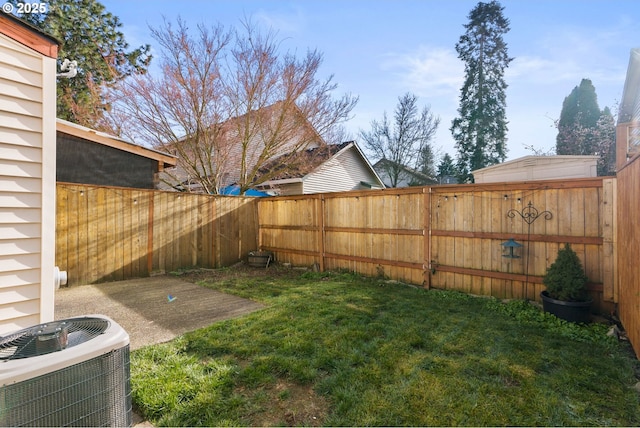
[317,193,325,271]
[213,197,219,267]
[147,193,154,274]
[423,187,431,288]
[602,178,616,302]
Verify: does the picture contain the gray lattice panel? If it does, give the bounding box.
[0,346,131,427]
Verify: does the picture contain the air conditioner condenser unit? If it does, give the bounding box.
[0,315,131,427]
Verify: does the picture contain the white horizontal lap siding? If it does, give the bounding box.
[303,147,376,194]
[277,182,303,196]
[376,167,415,188]
[0,32,55,334]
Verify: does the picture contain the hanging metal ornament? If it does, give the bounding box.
[506,201,553,298]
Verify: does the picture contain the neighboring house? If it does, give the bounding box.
[256,141,385,195]
[373,158,437,188]
[0,12,59,333]
[617,48,640,169]
[437,175,459,185]
[158,102,327,194]
[471,155,599,183]
[57,119,177,189]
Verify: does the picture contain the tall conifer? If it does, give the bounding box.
[451,0,512,182]
[556,78,602,155]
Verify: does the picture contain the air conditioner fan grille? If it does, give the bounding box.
[0,317,109,360]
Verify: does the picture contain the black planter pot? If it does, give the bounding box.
[540,290,592,323]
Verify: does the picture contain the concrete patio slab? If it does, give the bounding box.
[55,276,265,350]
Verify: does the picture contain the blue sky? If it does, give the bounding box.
[100,0,639,162]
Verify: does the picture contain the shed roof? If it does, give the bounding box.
[471,155,600,174]
[472,155,600,183]
[57,119,177,170]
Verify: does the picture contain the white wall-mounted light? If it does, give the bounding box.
[56,59,78,78]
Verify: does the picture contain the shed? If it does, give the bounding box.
[472,155,599,183]
[0,12,59,334]
[57,119,177,189]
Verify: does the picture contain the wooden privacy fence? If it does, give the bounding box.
[616,154,640,358]
[53,174,640,357]
[258,187,428,285]
[258,177,616,312]
[56,183,258,286]
[429,179,615,311]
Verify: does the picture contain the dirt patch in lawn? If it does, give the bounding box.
[171,263,308,284]
[172,265,331,426]
[237,381,329,427]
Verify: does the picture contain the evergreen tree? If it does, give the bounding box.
[594,107,616,176]
[8,0,151,127]
[554,79,616,175]
[437,153,457,182]
[451,0,512,182]
[555,78,603,155]
[543,243,588,302]
[417,143,437,179]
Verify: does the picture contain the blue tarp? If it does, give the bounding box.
[219,185,270,197]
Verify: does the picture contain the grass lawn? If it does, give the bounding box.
[132,267,640,426]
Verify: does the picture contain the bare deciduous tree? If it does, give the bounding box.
[102,18,357,194]
[360,93,439,187]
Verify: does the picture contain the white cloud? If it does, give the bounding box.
[507,51,625,89]
[507,56,578,84]
[381,46,463,99]
[253,5,307,34]
[508,20,631,88]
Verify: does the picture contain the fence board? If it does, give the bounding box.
[67,185,79,282]
[55,185,69,283]
[122,190,132,279]
[86,189,99,281]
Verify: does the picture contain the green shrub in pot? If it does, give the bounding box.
[543,243,589,302]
